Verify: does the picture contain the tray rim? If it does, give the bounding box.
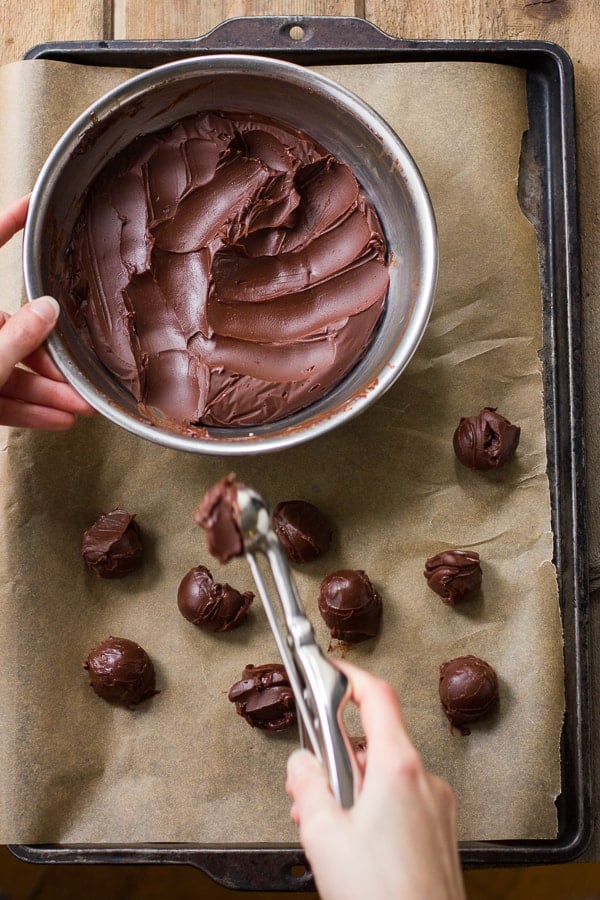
[12,15,591,887]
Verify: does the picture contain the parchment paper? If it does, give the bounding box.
[0,59,563,842]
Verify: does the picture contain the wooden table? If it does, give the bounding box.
[1,0,599,871]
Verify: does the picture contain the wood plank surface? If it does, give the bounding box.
[112,1,362,40]
[0,0,107,66]
[3,839,600,898]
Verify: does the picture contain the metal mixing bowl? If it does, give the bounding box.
[23,54,437,455]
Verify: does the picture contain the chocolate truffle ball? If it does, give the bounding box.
[195,473,244,564]
[228,663,297,732]
[177,564,253,632]
[453,407,520,471]
[424,550,482,605]
[83,636,157,708]
[439,655,498,735]
[318,569,382,643]
[272,499,333,564]
[82,509,143,578]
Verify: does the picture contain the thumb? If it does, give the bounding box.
[286,749,340,829]
[0,297,60,386]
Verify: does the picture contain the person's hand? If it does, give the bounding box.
[0,195,94,429]
[286,661,466,900]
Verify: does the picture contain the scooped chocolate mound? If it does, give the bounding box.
[228,663,297,731]
[272,499,333,563]
[453,407,520,470]
[177,564,253,632]
[82,509,143,578]
[439,655,498,735]
[318,569,382,643]
[194,473,244,564]
[83,636,157,707]
[424,550,482,605]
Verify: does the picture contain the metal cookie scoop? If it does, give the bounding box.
[196,475,357,808]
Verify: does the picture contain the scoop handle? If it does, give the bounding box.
[293,636,357,808]
[267,537,357,807]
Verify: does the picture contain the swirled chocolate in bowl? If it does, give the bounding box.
[62,110,390,429]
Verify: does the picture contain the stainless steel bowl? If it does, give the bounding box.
[23,54,437,455]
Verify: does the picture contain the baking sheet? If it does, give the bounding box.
[0,58,563,842]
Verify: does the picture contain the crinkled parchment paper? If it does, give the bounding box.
[0,59,563,842]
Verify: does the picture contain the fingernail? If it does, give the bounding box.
[29,296,60,324]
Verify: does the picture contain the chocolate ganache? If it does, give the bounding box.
[318,569,382,642]
[64,111,390,428]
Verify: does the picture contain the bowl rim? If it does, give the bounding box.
[23,53,438,455]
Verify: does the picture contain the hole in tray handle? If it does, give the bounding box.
[290,862,309,878]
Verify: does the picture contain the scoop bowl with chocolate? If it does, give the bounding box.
[24,54,437,455]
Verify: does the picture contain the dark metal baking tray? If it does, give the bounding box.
[11,14,589,890]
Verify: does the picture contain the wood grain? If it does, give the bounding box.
[2,839,600,899]
[0,0,106,66]
[2,841,600,898]
[365,0,590,40]
[113,0,361,40]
